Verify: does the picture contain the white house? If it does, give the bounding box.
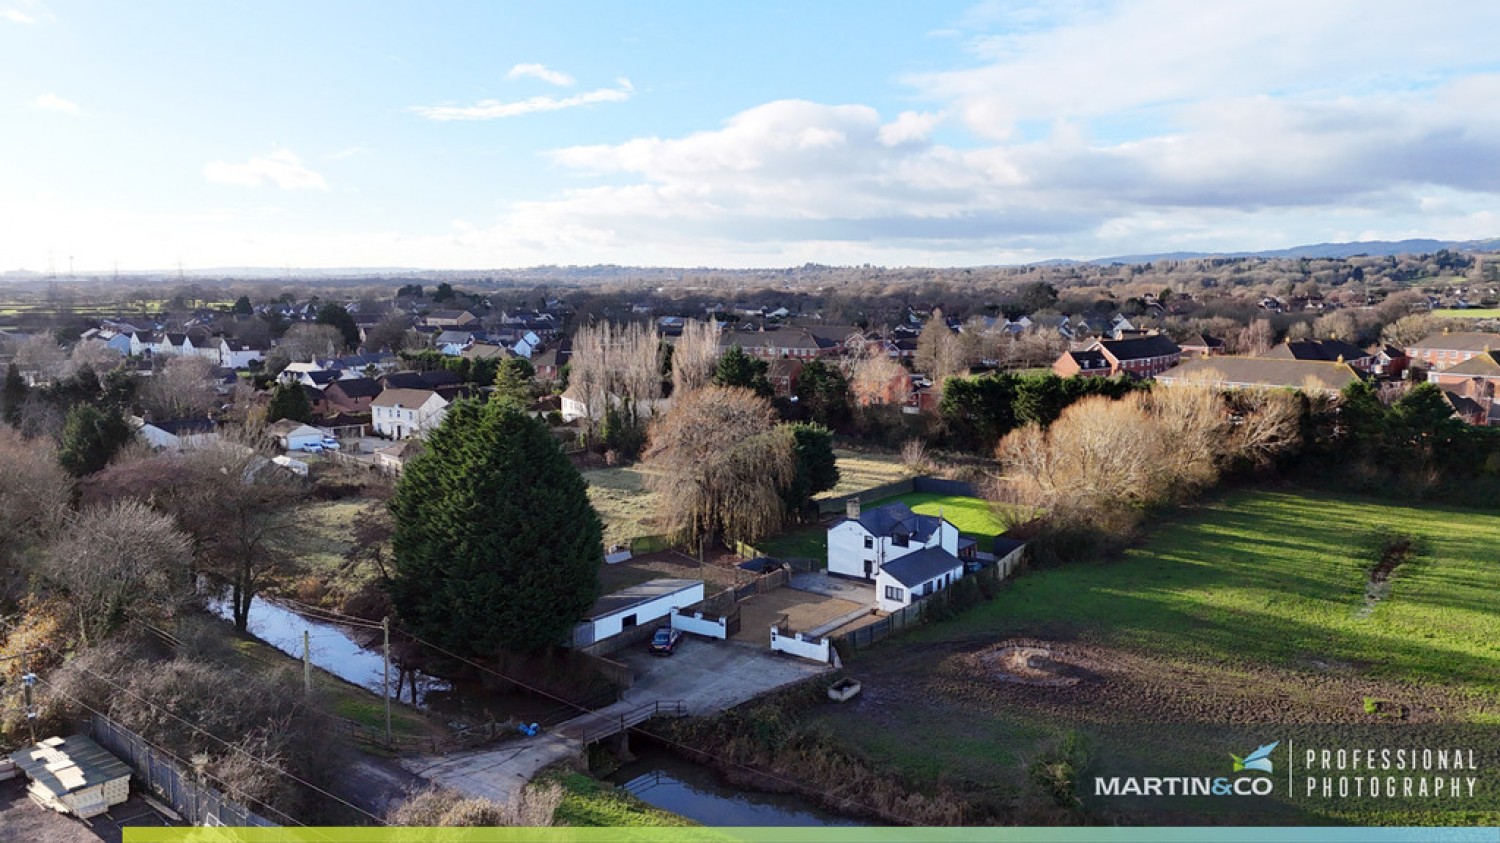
[826,500,960,582]
[131,417,219,451]
[572,579,704,648]
[219,338,266,369]
[266,419,325,451]
[875,547,966,613]
[371,387,454,439]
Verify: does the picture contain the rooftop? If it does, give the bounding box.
[881,547,963,588]
[584,578,702,621]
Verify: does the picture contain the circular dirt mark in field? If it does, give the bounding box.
[973,641,1096,687]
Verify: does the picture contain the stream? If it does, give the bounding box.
[205,592,565,724]
[211,593,867,826]
[608,748,866,827]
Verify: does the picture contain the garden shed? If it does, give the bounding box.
[8,734,132,819]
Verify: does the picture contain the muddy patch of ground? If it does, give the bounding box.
[850,635,1489,726]
[969,641,1097,687]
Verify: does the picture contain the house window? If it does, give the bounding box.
[892,533,909,548]
[863,536,874,549]
[884,585,904,602]
[621,613,637,629]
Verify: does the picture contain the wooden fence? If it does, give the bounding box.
[830,554,1018,654]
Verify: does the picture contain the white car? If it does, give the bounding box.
[300,442,324,453]
[320,437,341,450]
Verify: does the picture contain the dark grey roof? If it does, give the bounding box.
[148,417,216,435]
[881,547,963,588]
[1068,349,1108,369]
[850,502,943,542]
[584,578,701,621]
[305,370,340,385]
[1260,338,1370,363]
[1098,334,1181,360]
[382,369,463,390]
[9,734,131,796]
[328,377,381,398]
[992,536,1027,558]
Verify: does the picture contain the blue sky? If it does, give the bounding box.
[3,1,1500,271]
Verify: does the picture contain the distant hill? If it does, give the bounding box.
[1089,237,1500,264]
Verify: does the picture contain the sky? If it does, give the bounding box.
[3,0,1500,272]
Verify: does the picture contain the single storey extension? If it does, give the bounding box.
[571,578,704,648]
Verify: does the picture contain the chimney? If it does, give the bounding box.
[846,497,861,520]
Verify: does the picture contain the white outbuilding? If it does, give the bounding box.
[571,578,704,648]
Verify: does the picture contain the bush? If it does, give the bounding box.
[387,783,562,827]
[1028,731,1092,809]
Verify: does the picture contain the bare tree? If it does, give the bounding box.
[671,319,720,396]
[1380,313,1462,349]
[42,500,192,646]
[388,783,563,827]
[65,340,123,380]
[570,321,664,428]
[14,335,66,381]
[848,347,909,406]
[365,315,416,352]
[643,385,794,548]
[140,355,218,420]
[1231,318,1275,355]
[915,308,966,386]
[277,323,344,363]
[87,441,304,631]
[178,443,304,631]
[0,427,71,569]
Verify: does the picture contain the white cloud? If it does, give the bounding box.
[505,63,575,87]
[2,8,36,23]
[204,150,327,190]
[31,93,78,114]
[411,78,633,121]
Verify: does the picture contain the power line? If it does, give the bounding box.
[44,650,389,827]
[185,598,909,822]
[30,675,314,832]
[389,628,909,823]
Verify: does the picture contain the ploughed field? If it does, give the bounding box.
[810,490,1500,824]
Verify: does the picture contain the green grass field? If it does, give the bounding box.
[908,489,1500,691]
[816,448,912,500]
[867,491,1008,543]
[584,464,661,546]
[1432,308,1500,319]
[799,489,1500,824]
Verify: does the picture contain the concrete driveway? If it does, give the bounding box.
[790,571,876,605]
[401,639,832,805]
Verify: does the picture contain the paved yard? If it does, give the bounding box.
[730,589,865,643]
[402,639,831,805]
[790,571,876,604]
[0,778,177,843]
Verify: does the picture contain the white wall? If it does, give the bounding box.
[584,582,705,642]
[769,627,830,663]
[876,562,964,614]
[826,521,874,579]
[827,516,958,581]
[671,611,727,639]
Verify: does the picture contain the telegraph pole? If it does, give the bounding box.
[382,617,392,746]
